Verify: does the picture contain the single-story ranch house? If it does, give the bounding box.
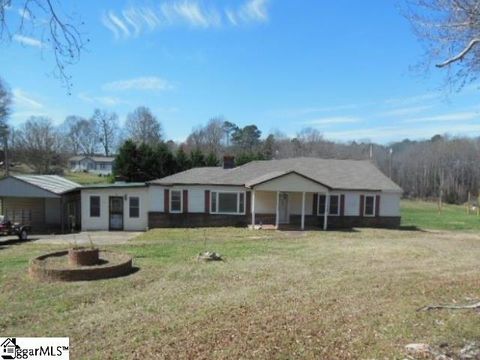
[69,155,115,176]
[0,157,402,232]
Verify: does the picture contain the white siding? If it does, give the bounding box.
[380,193,401,216]
[81,187,149,231]
[254,173,328,192]
[345,192,360,216]
[255,191,276,213]
[149,186,165,212]
[188,189,204,213]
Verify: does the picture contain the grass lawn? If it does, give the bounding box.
[63,171,111,185]
[1,226,480,359]
[401,199,480,231]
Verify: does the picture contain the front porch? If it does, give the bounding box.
[250,190,331,231]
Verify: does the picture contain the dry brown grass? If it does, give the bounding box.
[1,227,479,359]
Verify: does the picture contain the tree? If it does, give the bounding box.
[16,116,66,173]
[405,0,480,87]
[0,1,86,90]
[92,109,118,156]
[205,152,219,166]
[185,118,226,156]
[63,115,98,155]
[114,140,176,182]
[175,146,191,172]
[190,148,206,167]
[231,125,261,150]
[0,77,11,174]
[222,121,238,147]
[125,106,163,146]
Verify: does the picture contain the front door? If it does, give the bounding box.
[278,192,289,224]
[109,197,124,230]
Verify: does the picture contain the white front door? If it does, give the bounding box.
[278,192,289,224]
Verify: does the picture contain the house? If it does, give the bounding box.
[1,338,19,357]
[80,157,402,231]
[69,155,115,176]
[0,175,81,232]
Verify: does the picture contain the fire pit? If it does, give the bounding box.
[29,250,134,282]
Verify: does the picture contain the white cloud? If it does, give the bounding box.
[305,116,361,125]
[78,92,125,107]
[13,34,44,48]
[102,76,174,91]
[379,105,432,117]
[12,89,43,110]
[102,0,270,38]
[404,111,479,123]
[227,0,269,26]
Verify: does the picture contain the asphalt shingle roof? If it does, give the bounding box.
[150,157,402,192]
[14,175,81,194]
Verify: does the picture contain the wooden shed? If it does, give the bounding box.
[0,175,81,233]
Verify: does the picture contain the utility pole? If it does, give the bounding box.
[389,148,393,179]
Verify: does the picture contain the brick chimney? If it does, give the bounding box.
[223,155,235,169]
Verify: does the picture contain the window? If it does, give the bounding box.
[129,197,140,218]
[90,196,100,217]
[329,195,340,215]
[364,195,375,217]
[170,190,182,213]
[210,191,246,215]
[318,194,341,215]
[100,163,106,170]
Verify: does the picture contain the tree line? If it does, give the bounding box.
[1,77,479,204]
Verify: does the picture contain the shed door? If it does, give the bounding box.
[109,197,124,230]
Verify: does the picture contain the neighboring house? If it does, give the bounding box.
[80,157,402,231]
[0,175,81,232]
[69,155,115,175]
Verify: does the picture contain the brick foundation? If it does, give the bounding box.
[148,212,401,229]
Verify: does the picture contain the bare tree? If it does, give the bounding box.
[125,106,163,146]
[0,0,86,90]
[92,109,118,156]
[405,0,480,87]
[0,77,11,174]
[186,118,225,156]
[16,116,66,173]
[62,115,98,155]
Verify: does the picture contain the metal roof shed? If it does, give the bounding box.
[0,175,81,233]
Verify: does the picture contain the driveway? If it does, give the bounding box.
[29,231,142,246]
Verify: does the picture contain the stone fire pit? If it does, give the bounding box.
[29,250,134,282]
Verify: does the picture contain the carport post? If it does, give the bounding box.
[323,192,330,231]
[301,192,306,230]
[275,191,280,229]
[251,189,256,227]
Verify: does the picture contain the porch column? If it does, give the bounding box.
[301,192,306,230]
[251,189,256,227]
[323,191,330,231]
[275,191,280,229]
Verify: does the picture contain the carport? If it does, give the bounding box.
[0,175,81,233]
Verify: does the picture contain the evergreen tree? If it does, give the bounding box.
[175,146,191,172]
[114,140,139,182]
[190,148,206,167]
[205,152,220,166]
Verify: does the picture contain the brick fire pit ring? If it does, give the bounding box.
[29,250,134,282]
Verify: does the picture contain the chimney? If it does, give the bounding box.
[223,155,235,169]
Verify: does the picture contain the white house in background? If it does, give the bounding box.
[69,155,115,176]
[80,157,403,232]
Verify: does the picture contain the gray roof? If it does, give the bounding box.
[151,157,402,192]
[81,182,147,189]
[69,155,115,162]
[14,175,80,194]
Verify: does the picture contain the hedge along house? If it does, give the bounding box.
[0,175,81,232]
[146,157,402,230]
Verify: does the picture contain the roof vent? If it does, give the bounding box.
[223,155,235,169]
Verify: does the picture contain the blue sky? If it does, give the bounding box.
[1,0,480,144]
